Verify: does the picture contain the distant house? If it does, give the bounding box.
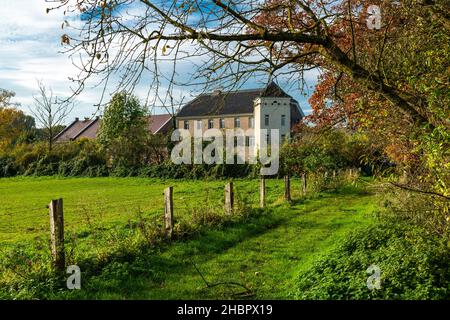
[54,114,173,143]
[55,82,304,152]
[176,82,304,154]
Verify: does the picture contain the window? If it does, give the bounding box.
[246,136,255,147]
[234,117,240,128]
[264,114,270,126]
[183,120,189,130]
[281,134,286,142]
[208,119,214,129]
[196,120,202,130]
[220,118,225,128]
[281,115,286,126]
[249,116,254,128]
[266,134,270,144]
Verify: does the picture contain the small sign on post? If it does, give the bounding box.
[284,175,291,202]
[225,182,234,215]
[259,176,266,208]
[164,186,174,239]
[49,198,65,272]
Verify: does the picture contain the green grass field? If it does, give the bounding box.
[0,177,379,299]
[0,177,290,243]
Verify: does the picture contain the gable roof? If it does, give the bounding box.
[53,117,99,142]
[147,114,172,134]
[54,114,173,143]
[177,82,294,118]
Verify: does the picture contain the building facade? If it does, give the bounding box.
[175,82,304,156]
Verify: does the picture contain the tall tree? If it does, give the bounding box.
[31,81,74,152]
[0,97,35,151]
[52,0,448,194]
[98,91,148,166]
[52,0,448,128]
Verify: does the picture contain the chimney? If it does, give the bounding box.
[75,117,79,121]
[84,117,90,121]
[212,89,222,96]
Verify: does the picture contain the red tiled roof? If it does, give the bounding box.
[54,118,97,143]
[147,114,172,134]
[54,114,172,143]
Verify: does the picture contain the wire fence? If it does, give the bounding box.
[0,177,303,244]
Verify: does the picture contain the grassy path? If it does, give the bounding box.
[65,186,377,299]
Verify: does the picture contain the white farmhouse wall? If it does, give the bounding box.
[253,97,291,154]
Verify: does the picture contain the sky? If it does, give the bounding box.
[0,0,318,125]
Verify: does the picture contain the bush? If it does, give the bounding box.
[0,156,17,177]
[294,222,450,300]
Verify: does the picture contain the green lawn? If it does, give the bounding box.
[0,177,378,299]
[0,177,288,243]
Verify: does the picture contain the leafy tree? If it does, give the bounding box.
[54,1,448,206]
[0,89,36,152]
[144,133,168,165]
[98,92,148,166]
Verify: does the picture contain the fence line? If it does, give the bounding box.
[2,170,361,271]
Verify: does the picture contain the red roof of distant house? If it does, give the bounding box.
[147,114,172,134]
[54,114,173,143]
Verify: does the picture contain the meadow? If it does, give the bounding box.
[0,176,379,299]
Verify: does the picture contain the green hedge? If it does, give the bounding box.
[294,222,450,299]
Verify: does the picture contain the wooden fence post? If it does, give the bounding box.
[259,176,266,208]
[164,186,174,239]
[224,182,234,215]
[49,198,65,272]
[301,172,307,196]
[284,175,291,202]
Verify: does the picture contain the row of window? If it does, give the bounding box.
[183,115,287,130]
[223,134,288,147]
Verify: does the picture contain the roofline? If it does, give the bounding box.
[153,116,173,134]
[176,87,266,117]
[197,87,263,97]
[53,118,79,141]
[291,100,305,118]
[72,118,99,140]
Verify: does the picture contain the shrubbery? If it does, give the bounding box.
[0,139,263,179]
[280,127,379,177]
[294,222,450,300]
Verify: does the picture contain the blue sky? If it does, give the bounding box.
[0,0,317,125]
